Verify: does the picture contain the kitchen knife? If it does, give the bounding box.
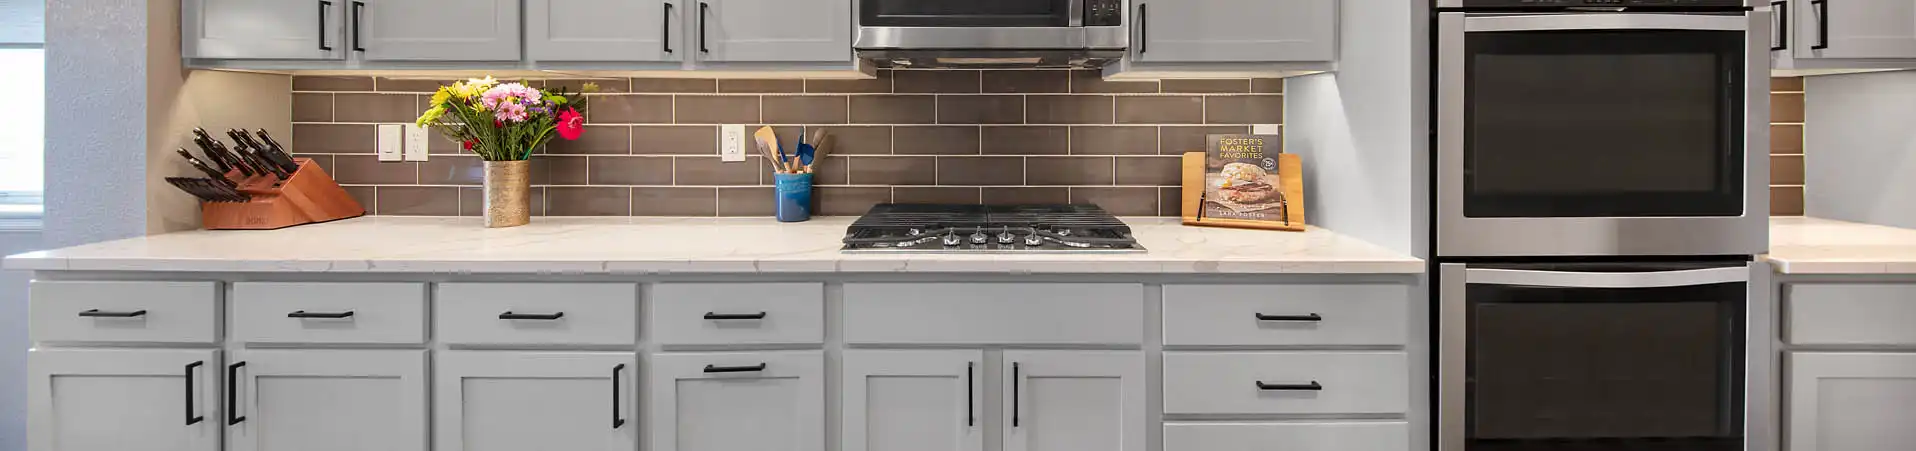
[197,132,256,177]
[189,137,232,173]
[252,129,302,174]
[176,148,237,187]
[227,130,288,179]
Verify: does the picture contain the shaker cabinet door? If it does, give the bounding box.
[226,350,427,451]
[695,0,853,62]
[1134,0,1335,62]
[28,349,222,451]
[648,351,825,451]
[843,350,985,451]
[1795,0,1916,59]
[357,0,523,61]
[434,351,637,451]
[1787,352,1916,451]
[528,0,682,62]
[184,0,346,60]
[1002,351,1147,451]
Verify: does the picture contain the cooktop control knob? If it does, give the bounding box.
[1024,235,1044,246]
[942,233,962,246]
[998,232,1016,244]
[970,232,989,244]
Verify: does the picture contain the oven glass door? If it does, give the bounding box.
[1457,263,1747,451]
[1464,23,1746,218]
[860,0,1074,27]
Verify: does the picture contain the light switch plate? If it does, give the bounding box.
[403,124,429,161]
[1252,124,1282,135]
[720,125,746,162]
[377,124,404,162]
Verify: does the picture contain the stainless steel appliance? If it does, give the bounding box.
[1438,262,1772,451]
[841,204,1145,253]
[853,0,1128,68]
[1436,1,1771,257]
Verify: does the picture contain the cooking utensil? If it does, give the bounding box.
[795,143,815,172]
[250,129,302,175]
[176,148,237,186]
[192,130,251,177]
[166,177,249,203]
[753,126,785,173]
[806,129,831,172]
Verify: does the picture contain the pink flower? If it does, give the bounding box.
[479,83,543,123]
[557,109,585,141]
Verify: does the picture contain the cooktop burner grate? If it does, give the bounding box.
[842,204,1143,253]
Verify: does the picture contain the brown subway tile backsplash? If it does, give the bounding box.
[1771,125,1803,155]
[1769,77,1806,216]
[1771,186,1805,216]
[296,70,1280,217]
[1771,155,1804,185]
[1772,92,1805,123]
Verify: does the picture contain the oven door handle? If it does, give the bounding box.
[1465,267,1749,288]
[1464,13,1749,33]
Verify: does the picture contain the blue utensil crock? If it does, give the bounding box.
[775,172,813,222]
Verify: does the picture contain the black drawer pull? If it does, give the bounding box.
[1812,0,1829,50]
[1255,313,1322,322]
[287,310,354,319]
[79,309,147,318]
[1771,0,1787,51]
[703,363,767,373]
[318,1,333,51]
[227,362,247,425]
[1256,381,1323,391]
[185,361,205,425]
[612,364,627,429]
[499,312,565,320]
[703,311,767,320]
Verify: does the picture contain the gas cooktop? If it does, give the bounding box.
[841,204,1145,253]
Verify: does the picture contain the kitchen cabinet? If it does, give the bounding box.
[27,349,222,451]
[694,0,854,63]
[1787,352,1916,451]
[648,351,825,451]
[527,0,682,63]
[1773,0,1916,72]
[1001,351,1147,451]
[435,351,637,451]
[183,0,346,60]
[226,349,427,451]
[843,350,985,451]
[356,0,523,61]
[1132,0,1335,63]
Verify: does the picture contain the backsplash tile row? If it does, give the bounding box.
[290,70,1284,217]
[1771,76,1805,216]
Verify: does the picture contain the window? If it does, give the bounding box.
[0,46,41,221]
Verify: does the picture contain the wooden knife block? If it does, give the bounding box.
[201,158,365,230]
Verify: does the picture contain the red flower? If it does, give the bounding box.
[557,108,585,141]
[462,139,475,150]
[493,120,504,129]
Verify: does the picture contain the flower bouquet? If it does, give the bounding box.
[416,77,595,227]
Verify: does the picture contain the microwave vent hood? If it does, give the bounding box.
[857,49,1124,69]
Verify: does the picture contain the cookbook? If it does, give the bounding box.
[1180,134,1306,231]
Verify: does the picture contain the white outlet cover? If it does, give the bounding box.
[377,124,404,162]
[1252,124,1281,135]
[720,124,746,162]
[403,124,430,161]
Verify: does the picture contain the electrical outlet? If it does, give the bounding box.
[377,124,404,162]
[1252,124,1282,135]
[721,124,746,162]
[403,124,430,161]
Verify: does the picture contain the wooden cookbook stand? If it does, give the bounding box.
[201,158,365,230]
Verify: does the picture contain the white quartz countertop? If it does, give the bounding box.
[2,217,1424,274]
[1768,217,1916,274]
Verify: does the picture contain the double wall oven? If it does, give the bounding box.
[1435,1,1773,451]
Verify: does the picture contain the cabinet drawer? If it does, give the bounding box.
[1163,284,1408,346]
[1163,352,1408,415]
[30,280,219,343]
[230,283,426,344]
[843,283,1143,345]
[1787,284,1916,345]
[437,283,637,346]
[651,283,823,346]
[1164,422,1409,451]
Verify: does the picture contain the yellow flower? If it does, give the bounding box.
[416,106,445,128]
[429,88,451,108]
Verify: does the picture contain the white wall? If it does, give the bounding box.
[0,231,35,451]
[1803,71,1916,228]
[44,0,149,248]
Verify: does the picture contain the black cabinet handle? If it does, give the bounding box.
[1254,313,1323,322]
[185,361,204,425]
[1256,380,1323,391]
[663,3,675,53]
[703,363,767,373]
[499,311,565,320]
[287,310,354,319]
[698,2,710,53]
[1011,362,1021,427]
[965,362,974,427]
[1812,0,1829,50]
[318,1,333,51]
[227,362,246,425]
[612,364,626,429]
[1772,1,1787,51]
[351,1,366,52]
[703,311,767,320]
[1137,3,1146,54]
[79,309,147,318]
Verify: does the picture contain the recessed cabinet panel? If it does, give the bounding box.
[435,351,637,451]
[227,350,427,451]
[28,349,222,451]
[649,351,825,451]
[1134,0,1335,62]
[528,0,680,62]
[185,0,346,60]
[358,0,523,61]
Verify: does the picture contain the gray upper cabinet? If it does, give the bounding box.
[694,0,853,63]
[1794,0,1916,59]
[357,0,523,61]
[1133,0,1335,63]
[183,0,346,60]
[528,0,682,62]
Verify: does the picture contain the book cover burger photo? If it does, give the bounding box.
[1180,134,1306,231]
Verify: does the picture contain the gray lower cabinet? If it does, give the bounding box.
[842,350,985,451]
[27,349,223,451]
[357,0,523,61]
[695,0,853,63]
[183,0,346,60]
[1132,0,1335,63]
[1787,352,1916,451]
[434,351,637,451]
[649,351,826,451]
[1002,351,1148,451]
[227,349,428,451]
[527,0,681,62]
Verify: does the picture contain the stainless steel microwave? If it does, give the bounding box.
[853,0,1128,68]
[1436,11,1772,257]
